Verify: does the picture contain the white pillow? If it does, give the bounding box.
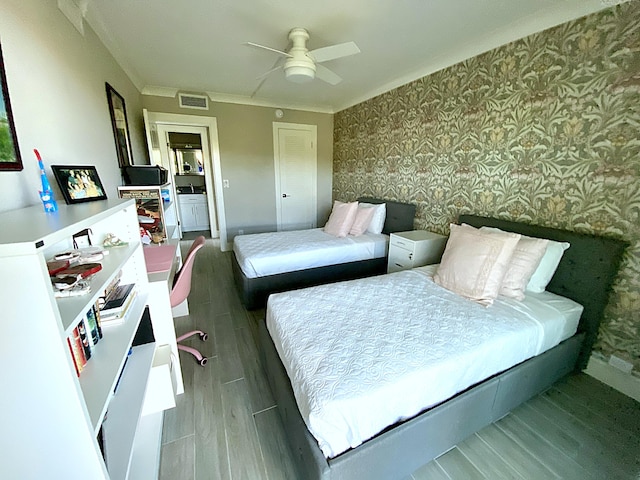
[358,202,386,234]
[526,240,570,293]
[324,201,358,238]
[480,227,549,301]
[433,223,521,306]
[349,206,376,236]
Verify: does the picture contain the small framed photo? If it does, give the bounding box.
[51,165,108,204]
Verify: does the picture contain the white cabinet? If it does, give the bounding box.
[178,193,209,232]
[387,230,448,273]
[0,199,172,479]
[118,184,181,243]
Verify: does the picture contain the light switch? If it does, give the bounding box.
[223,179,229,188]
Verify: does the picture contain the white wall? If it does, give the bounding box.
[0,0,146,213]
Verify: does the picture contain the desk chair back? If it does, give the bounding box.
[170,235,206,308]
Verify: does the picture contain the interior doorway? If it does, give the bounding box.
[158,125,218,238]
[143,110,228,250]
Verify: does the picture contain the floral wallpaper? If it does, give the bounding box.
[333,4,640,372]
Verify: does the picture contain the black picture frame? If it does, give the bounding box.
[105,82,133,168]
[51,165,108,204]
[0,41,23,171]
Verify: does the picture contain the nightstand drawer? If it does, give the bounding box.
[389,235,416,251]
[388,247,414,273]
[387,230,448,273]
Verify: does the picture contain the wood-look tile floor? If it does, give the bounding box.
[159,238,640,480]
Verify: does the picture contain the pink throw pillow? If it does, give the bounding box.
[434,223,521,305]
[324,201,358,237]
[349,206,376,236]
[481,227,549,300]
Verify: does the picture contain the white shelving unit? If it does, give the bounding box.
[0,199,171,479]
[118,184,181,245]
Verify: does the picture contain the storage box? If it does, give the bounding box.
[123,165,168,186]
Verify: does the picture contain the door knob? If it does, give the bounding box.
[282,194,290,198]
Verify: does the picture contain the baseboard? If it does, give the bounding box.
[585,355,640,402]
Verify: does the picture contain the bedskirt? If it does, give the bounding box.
[232,253,386,309]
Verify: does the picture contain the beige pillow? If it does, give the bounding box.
[349,206,376,236]
[323,201,358,237]
[481,227,549,300]
[434,223,521,305]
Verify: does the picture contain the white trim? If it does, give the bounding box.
[205,91,333,114]
[273,122,317,231]
[142,86,179,98]
[585,354,640,402]
[57,0,86,35]
[146,112,229,251]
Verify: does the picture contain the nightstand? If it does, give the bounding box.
[387,230,448,273]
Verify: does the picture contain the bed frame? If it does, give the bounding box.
[257,214,627,480]
[233,197,416,309]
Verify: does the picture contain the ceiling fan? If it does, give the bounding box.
[246,27,360,87]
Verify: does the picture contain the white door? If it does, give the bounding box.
[273,122,317,231]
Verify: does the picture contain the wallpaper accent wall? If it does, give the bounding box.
[334,4,640,371]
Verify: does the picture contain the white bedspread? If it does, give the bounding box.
[233,228,388,278]
[266,266,583,458]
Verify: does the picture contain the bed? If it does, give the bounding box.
[257,214,627,480]
[232,197,416,309]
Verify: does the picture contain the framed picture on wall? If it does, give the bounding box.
[51,165,108,204]
[105,82,133,168]
[0,42,23,171]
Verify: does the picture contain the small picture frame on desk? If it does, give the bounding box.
[51,165,108,204]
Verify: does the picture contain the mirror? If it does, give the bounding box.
[174,148,204,175]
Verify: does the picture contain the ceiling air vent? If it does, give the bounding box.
[178,93,209,110]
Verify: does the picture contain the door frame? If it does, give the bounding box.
[273,122,317,231]
[144,111,228,250]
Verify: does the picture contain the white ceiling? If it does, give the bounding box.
[83,0,609,114]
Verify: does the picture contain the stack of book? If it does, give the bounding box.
[99,283,137,325]
[66,304,103,377]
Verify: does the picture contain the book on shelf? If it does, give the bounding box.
[85,305,101,344]
[77,318,92,360]
[93,301,103,335]
[101,283,135,311]
[102,273,123,302]
[67,326,86,376]
[100,288,138,325]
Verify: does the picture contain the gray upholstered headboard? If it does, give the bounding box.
[459,214,627,370]
[358,197,416,234]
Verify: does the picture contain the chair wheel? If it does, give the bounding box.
[199,357,208,367]
[200,333,208,342]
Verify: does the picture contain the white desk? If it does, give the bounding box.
[144,244,185,395]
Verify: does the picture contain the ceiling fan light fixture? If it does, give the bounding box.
[285,64,315,83]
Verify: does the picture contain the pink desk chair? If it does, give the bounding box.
[171,235,209,366]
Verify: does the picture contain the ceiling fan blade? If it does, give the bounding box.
[245,42,292,58]
[256,64,283,80]
[308,41,360,63]
[315,64,342,85]
[251,76,268,98]
[251,56,284,98]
